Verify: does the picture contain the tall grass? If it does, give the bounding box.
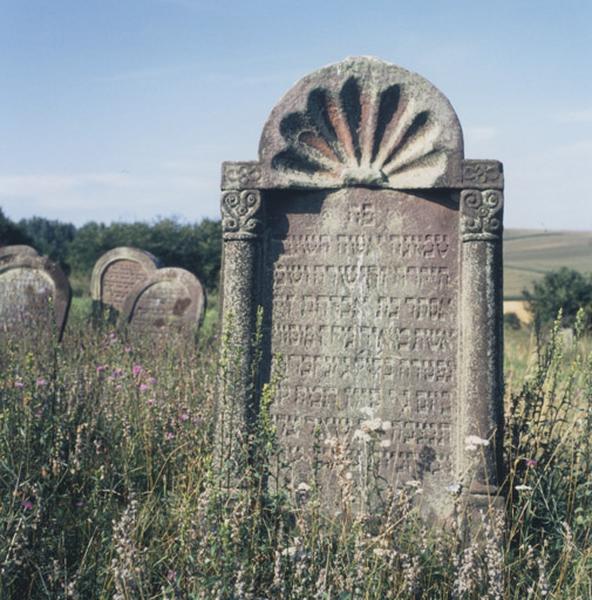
[0,313,591,599]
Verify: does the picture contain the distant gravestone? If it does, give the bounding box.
[120,267,206,338]
[217,57,505,522]
[0,245,39,265]
[0,255,71,340]
[90,247,160,314]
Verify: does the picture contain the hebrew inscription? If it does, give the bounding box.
[90,247,159,314]
[265,188,459,504]
[102,260,146,311]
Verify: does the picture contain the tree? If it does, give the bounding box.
[0,208,32,246]
[18,216,76,272]
[67,217,222,292]
[523,267,592,329]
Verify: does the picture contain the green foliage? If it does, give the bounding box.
[524,267,592,329]
[18,217,76,272]
[504,312,522,331]
[2,210,223,293]
[0,208,32,246]
[67,217,222,292]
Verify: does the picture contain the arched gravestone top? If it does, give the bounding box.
[90,247,160,313]
[0,255,71,340]
[0,245,39,265]
[260,56,463,189]
[219,56,505,526]
[120,267,206,338]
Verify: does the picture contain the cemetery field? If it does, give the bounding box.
[1,321,591,599]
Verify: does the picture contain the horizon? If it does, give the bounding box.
[1,1,591,230]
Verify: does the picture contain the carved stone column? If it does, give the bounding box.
[216,189,263,487]
[458,188,504,505]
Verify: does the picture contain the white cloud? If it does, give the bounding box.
[0,173,134,196]
[0,170,218,225]
[557,108,592,124]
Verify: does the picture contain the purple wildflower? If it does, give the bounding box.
[148,377,157,385]
[96,364,107,374]
[165,431,175,441]
[526,458,538,468]
[179,413,190,422]
[147,398,156,406]
[167,569,177,582]
[21,499,33,511]
[36,378,47,387]
[139,383,149,392]
[112,367,123,378]
[132,364,143,377]
[14,380,24,389]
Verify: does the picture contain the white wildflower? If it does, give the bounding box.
[405,480,422,488]
[353,429,372,443]
[515,484,532,492]
[361,418,384,433]
[447,483,462,495]
[465,435,490,447]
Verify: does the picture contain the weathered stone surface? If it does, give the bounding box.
[218,56,504,523]
[0,245,39,265]
[120,268,206,338]
[0,255,71,340]
[90,247,160,313]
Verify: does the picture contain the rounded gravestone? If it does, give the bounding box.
[120,268,206,338]
[218,56,505,527]
[0,245,39,265]
[0,255,71,340]
[90,247,160,313]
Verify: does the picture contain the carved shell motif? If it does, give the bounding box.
[270,76,453,188]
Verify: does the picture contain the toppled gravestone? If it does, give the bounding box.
[217,56,505,524]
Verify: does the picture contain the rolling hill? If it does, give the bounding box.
[504,229,592,299]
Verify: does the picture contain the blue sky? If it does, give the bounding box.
[1,0,591,229]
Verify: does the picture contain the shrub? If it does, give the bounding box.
[524,267,592,330]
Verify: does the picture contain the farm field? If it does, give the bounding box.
[504,229,592,299]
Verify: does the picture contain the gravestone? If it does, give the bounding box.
[0,245,39,265]
[120,267,206,338]
[90,247,160,314]
[0,255,71,340]
[217,57,504,522]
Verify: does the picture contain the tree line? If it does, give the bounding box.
[4,207,592,328]
[0,208,221,294]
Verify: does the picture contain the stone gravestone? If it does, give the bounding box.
[217,57,504,522]
[0,254,71,340]
[0,245,39,265]
[120,267,206,339]
[90,247,160,314]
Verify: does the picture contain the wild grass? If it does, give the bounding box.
[0,313,591,599]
